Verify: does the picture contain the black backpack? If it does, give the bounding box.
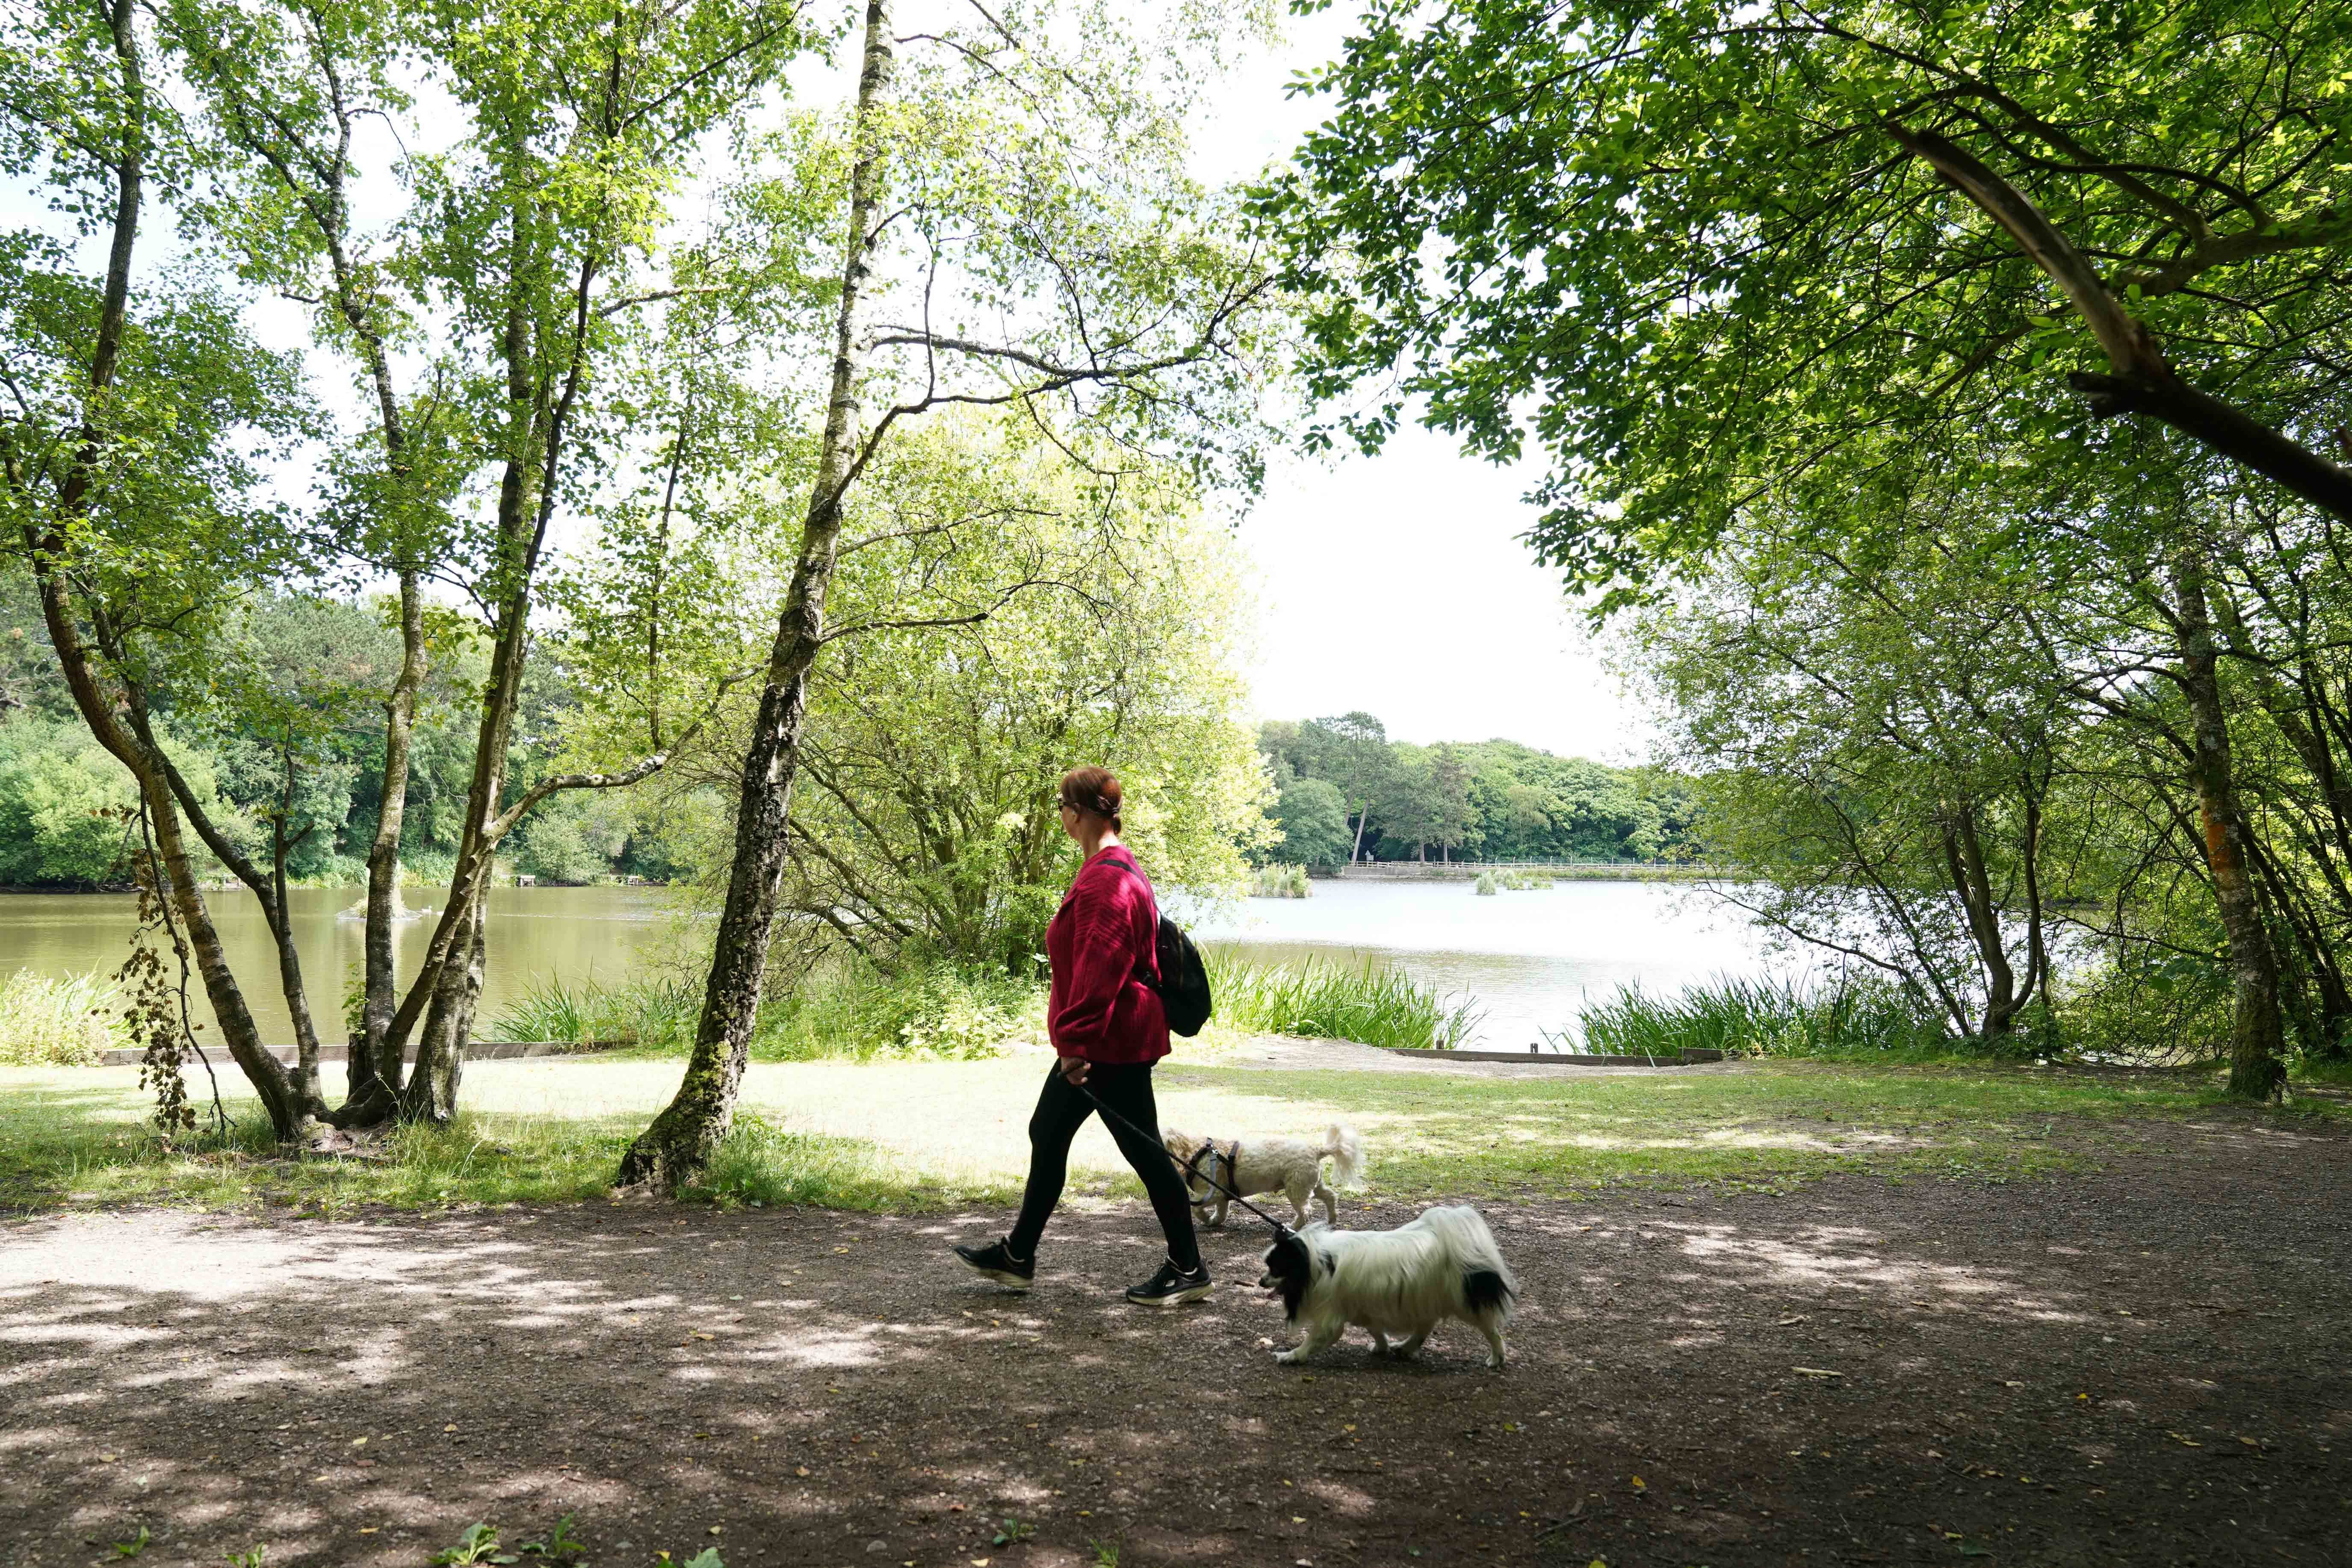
[1108,858,1213,1037]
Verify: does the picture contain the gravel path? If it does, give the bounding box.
[3,1115,2343,1568]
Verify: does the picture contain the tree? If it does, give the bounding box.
[1271,775,1351,869]
[1309,711,1393,863]
[1265,0,2350,1094]
[765,419,1270,970]
[1266,0,2352,593]
[1,0,808,1137]
[617,0,1277,1188]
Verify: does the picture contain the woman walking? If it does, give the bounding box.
[954,767,1211,1305]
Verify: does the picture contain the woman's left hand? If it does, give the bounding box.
[1057,1055,1091,1087]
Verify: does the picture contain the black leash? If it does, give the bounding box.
[1066,1075,1298,1240]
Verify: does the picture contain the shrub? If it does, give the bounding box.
[753,957,1041,1062]
[1251,864,1311,898]
[1474,871,1498,895]
[0,970,129,1065]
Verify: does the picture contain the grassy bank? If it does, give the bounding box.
[6,1048,2339,1217]
[489,950,1472,1057]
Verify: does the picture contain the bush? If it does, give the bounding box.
[1578,974,1958,1060]
[1251,864,1311,898]
[753,958,1042,1061]
[1206,952,1482,1049]
[1474,871,1498,895]
[0,970,129,1065]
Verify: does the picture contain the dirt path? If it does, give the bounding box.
[4,1116,2344,1568]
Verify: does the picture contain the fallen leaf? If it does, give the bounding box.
[1630,1476,1645,1489]
[708,1526,723,1536]
[444,1423,459,1432]
[358,1528,378,1535]
[1342,1423,1356,1433]
[796,1467,810,1477]
[1291,1515,1306,1524]
[97,1453,118,1463]
[350,1437,368,1447]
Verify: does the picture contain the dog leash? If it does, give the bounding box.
[1066,1076,1298,1239]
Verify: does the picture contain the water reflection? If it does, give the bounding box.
[0,885,673,1046]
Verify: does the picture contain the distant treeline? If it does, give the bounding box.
[1257,712,1695,866]
[0,587,686,889]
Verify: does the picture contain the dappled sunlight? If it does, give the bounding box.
[3,1135,2345,1566]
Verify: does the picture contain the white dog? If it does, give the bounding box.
[1256,1204,1519,1369]
[1162,1124,1365,1227]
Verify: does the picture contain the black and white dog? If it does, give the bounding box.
[1257,1204,1519,1369]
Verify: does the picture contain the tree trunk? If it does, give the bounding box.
[1349,803,1369,864]
[617,0,896,1190]
[350,569,427,1119]
[15,0,313,1143]
[2170,552,2287,1097]
[403,896,483,1124]
[1939,802,2020,1037]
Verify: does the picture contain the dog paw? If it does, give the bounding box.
[1273,1349,1302,1364]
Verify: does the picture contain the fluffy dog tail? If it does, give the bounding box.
[1418,1203,1519,1323]
[1323,1123,1366,1189]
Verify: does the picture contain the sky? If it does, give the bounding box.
[1184,13,1649,762]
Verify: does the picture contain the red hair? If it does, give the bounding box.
[1058,766,1123,832]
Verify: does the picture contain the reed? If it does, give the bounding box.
[487,972,700,1048]
[1206,951,1482,1050]
[1251,863,1312,898]
[1579,974,1953,1060]
[0,971,127,1066]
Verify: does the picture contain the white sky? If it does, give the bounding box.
[1186,11,1647,761]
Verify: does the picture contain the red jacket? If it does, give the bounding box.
[1046,845,1168,1065]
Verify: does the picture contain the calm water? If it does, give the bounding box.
[2,877,1776,1053]
[1185,878,1780,1049]
[0,885,673,1046]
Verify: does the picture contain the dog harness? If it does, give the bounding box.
[1184,1138,1239,1211]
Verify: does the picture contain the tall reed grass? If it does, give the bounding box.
[487,972,700,1048]
[1579,974,1955,1060]
[1252,864,1312,898]
[0,970,128,1066]
[1206,951,1482,1050]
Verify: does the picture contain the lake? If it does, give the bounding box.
[1186,877,1781,1049]
[0,877,1777,1051]
[0,885,675,1047]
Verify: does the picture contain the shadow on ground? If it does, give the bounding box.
[2,1114,2344,1568]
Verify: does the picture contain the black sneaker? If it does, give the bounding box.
[1125,1258,1213,1307]
[954,1238,1033,1289]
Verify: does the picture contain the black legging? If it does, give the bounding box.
[1006,1060,1201,1271]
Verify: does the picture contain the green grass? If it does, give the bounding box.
[1206,951,1481,1050]
[1579,973,1964,1061]
[0,969,130,1065]
[10,1038,2338,1217]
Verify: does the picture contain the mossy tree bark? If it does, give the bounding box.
[2170,551,2287,1098]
